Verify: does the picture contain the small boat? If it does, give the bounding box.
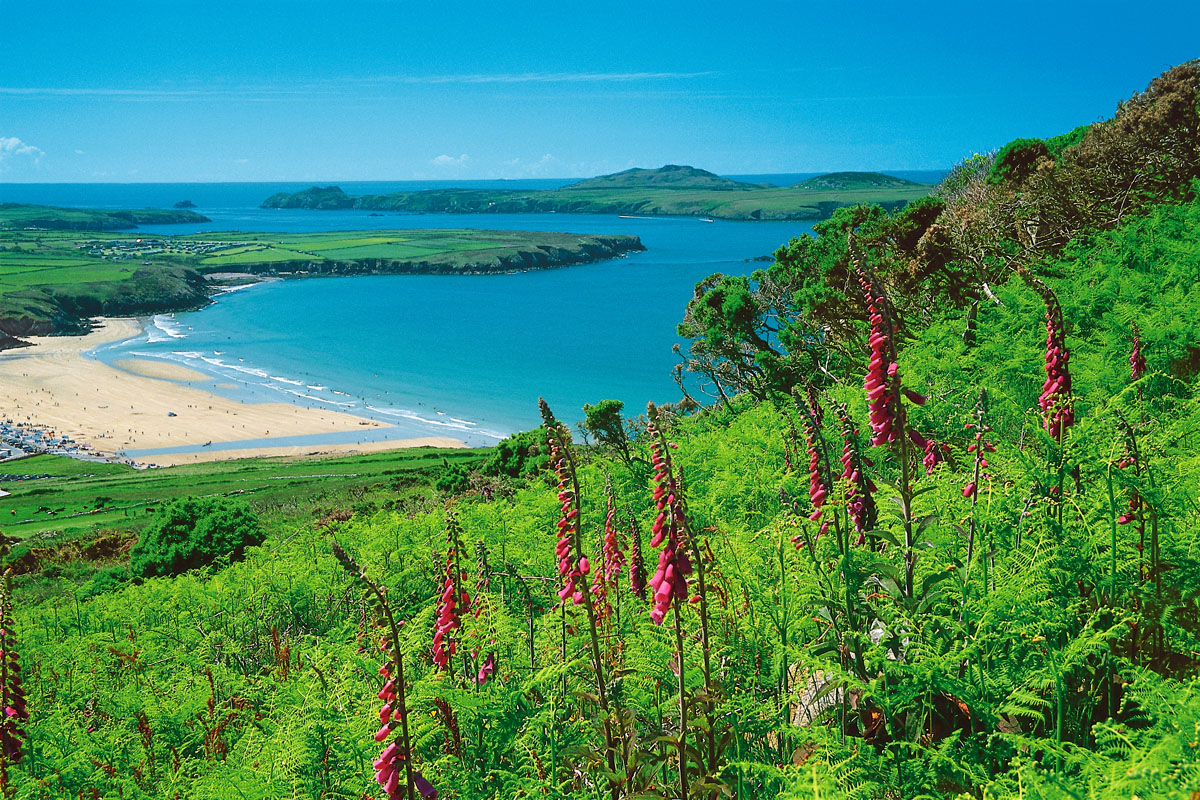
[701,218,715,223]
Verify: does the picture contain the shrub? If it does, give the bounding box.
[79,565,128,600]
[434,460,472,494]
[129,496,265,579]
[987,137,1051,184]
[481,428,545,479]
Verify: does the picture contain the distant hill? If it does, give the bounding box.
[791,171,926,191]
[564,165,759,191]
[0,204,210,231]
[262,167,933,221]
[262,186,354,210]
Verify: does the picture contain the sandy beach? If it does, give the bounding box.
[0,318,465,467]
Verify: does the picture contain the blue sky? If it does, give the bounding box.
[1,1,1197,182]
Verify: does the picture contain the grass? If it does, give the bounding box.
[0,445,485,544]
[0,226,640,331]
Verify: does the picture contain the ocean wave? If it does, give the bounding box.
[214,283,261,295]
[146,314,187,343]
[270,375,304,386]
[284,389,357,407]
[197,356,271,380]
[364,405,478,431]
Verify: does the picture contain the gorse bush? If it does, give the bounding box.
[128,496,265,578]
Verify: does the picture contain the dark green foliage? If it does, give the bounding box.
[987,137,1051,184]
[1045,123,1090,158]
[481,428,546,479]
[581,399,634,463]
[434,459,472,494]
[128,496,265,578]
[79,565,128,600]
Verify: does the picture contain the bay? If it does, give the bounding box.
[1,183,817,449]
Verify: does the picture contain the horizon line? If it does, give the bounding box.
[0,167,952,187]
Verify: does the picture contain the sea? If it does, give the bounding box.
[0,174,943,456]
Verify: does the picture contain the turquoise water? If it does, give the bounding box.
[4,185,818,451]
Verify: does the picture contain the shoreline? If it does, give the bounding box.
[0,318,466,467]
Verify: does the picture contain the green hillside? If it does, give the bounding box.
[563,164,760,190]
[0,227,642,336]
[2,60,1200,800]
[790,171,925,190]
[0,203,210,231]
[262,165,933,221]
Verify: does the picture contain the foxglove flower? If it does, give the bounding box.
[647,402,693,625]
[1025,274,1074,439]
[852,245,904,446]
[331,544,418,800]
[802,413,830,538]
[1116,433,1142,526]
[602,483,626,586]
[475,651,496,685]
[908,430,950,475]
[432,514,469,673]
[835,403,877,541]
[627,511,648,601]
[1130,321,1147,381]
[541,400,587,607]
[963,392,995,500]
[0,572,28,791]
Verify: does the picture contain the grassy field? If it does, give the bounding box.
[0,224,642,333]
[0,445,484,545]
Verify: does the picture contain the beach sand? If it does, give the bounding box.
[113,358,212,382]
[0,318,465,466]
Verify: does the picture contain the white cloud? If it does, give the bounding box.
[431,153,470,168]
[0,136,43,172]
[74,148,85,155]
[0,136,42,160]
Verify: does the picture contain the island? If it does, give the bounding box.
[0,203,210,231]
[0,225,644,338]
[262,165,932,221]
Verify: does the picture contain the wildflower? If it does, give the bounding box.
[602,482,626,586]
[628,511,648,601]
[806,385,824,425]
[476,651,496,685]
[964,391,994,502]
[835,403,877,540]
[908,430,951,475]
[1024,273,1073,439]
[647,402,693,625]
[331,545,418,800]
[432,553,464,671]
[801,409,830,541]
[852,243,904,446]
[1130,321,1147,381]
[414,771,438,799]
[1115,426,1143,527]
[0,571,28,790]
[541,399,587,607]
